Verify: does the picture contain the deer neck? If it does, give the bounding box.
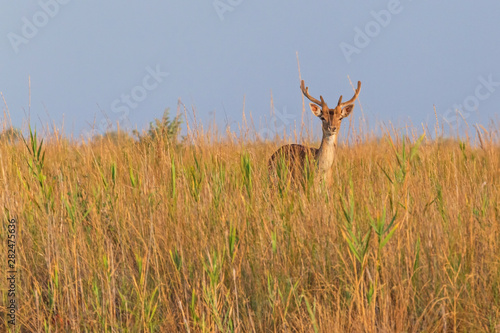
[316,131,338,176]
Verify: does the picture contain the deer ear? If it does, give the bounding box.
[341,104,354,118]
[309,103,322,117]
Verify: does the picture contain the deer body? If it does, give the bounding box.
[268,79,361,184]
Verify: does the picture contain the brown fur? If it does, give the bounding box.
[268,144,318,182]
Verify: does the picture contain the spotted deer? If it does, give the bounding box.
[268,79,361,184]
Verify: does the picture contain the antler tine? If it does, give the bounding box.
[340,81,362,107]
[337,95,343,106]
[300,80,323,106]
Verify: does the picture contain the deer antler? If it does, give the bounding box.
[301,80,325,107]
[339,81,361,107]
[337,95,343,105]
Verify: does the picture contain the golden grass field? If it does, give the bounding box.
[1,112,499,332]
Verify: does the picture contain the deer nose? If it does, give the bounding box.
[329,126,336,132]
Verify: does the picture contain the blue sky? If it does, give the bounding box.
[1,1,499,139]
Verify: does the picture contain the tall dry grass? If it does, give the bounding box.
[1,114,499,332]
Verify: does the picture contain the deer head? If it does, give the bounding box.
[301,80,361,135]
